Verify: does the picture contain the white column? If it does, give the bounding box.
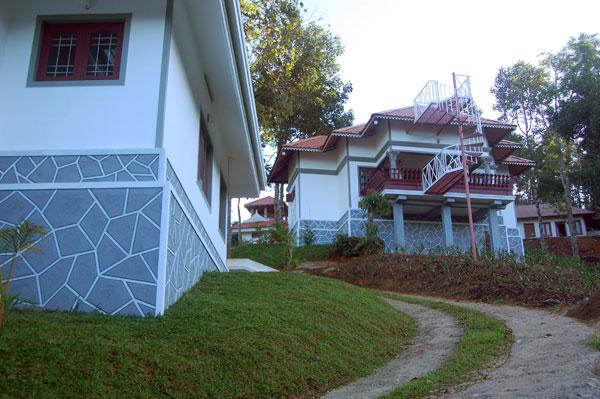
[393,202,405,251]
[441,205,454,247]
[487,208,502,254]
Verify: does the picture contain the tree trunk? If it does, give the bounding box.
[274,183,284,223]
[558,138,579,259]
[535,199,547,251]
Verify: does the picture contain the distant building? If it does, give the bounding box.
[270,100,533,256]
[516,204,596,238]
[232,197,287,243]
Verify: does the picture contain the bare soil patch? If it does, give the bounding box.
[307,253,600,307]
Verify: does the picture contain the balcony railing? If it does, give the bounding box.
[361,169,513,196]
[451,173,514,195]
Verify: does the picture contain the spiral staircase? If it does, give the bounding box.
[413,75,485,194]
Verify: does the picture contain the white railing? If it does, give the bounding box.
[413,75,483,135]
[422,144,480,192]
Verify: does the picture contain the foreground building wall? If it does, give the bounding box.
[0,151,222,316]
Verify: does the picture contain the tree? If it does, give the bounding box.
[241,0,353,222]
[0,221,45,328]
[358,190,391,239]
[549,34,600,217]
[491,61,551,143]
[491,61,555,250]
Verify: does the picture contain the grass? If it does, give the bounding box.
[0,272,414,399]
[230,243,332,269]
[381,293,512,399]
[589,335,600,351]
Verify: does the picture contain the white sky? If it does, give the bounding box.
[232,0,600,222]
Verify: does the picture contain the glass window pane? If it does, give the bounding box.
[87,31,118,76]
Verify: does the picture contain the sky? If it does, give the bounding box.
[232,0,600,222]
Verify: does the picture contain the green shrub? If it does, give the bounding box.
[332,234,385,257]
[332,235,361,257]
[268,223,291,245]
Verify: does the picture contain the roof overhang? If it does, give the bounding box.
[184,0,265,197]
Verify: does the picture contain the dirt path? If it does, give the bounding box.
[321,299,462,399]
[437,300,600,399]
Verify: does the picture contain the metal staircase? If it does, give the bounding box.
[414,75,485,194]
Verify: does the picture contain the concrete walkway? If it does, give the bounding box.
[321,298,463,399]
[443,301,600,399]
[226,258,278,272]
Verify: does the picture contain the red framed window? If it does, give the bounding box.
[198,115,213,203]
[359,167,376,192]
[36,21,125,81]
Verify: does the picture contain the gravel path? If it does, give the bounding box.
[321,299,463,399]
[440,301,600,399]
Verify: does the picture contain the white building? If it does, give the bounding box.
[516,204,595,238]
[231,196,287,244]
[0,0,264,316]
[270,87,534,256]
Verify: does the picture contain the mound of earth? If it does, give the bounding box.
[567,289,600,321]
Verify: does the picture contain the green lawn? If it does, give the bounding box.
[0,272,413,399]
[382,294,512,399]
[230,243,332,269]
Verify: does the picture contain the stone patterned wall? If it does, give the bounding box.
[0,152,230,317]
[507,227,524,258]
[295,207,524,257]
[0,187,162,316]
[0,154,159,183]
[166,163,225,271]
[165,194,217,308]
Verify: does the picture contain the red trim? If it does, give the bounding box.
[36,21,125,82]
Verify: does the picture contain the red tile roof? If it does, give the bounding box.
[501,155,536,165]
[495,139,521,148]
[516,204,594,219]
[282,136,328,151]
[245,196,275,207]
[332,106,516,136]
[233,220,287,229]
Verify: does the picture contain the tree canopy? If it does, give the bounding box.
[241,0,353,148]
[491,33,600,256]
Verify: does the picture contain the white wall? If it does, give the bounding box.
[0,0,166,150]
[162,0,227,261]
[299,173,340,220]
[501,202,517,228]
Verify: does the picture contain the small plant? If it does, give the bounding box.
[268,223,294,267]
[332,235,362,257]
[358,190,392,239]
[0,221,46,329]
[302,228,315,246]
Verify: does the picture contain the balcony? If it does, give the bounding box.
[361,168,514,196]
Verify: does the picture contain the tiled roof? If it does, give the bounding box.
[233,219,286,229]
[495,139,521,148]
[332,106,516,136]
[501,155,536,165]
[282,135,328,151]
[516,204,594,219]
[245,196,275,207]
